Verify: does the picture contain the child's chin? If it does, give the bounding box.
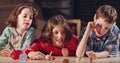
[95,32,103,37]
[56,43,63,47]
[57,44,62,46]
[96,34,103,37]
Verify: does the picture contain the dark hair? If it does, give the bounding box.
[95,5,117,24]
[6,4,38,29]
[41,15,72,43]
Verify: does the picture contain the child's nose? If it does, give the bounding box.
[26,17,31,21]
[100,28,105,33]
[58,33,63,39]
[26,18,30,21]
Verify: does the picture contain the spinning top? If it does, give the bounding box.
[11,50,23,60]
[46,51,55,61]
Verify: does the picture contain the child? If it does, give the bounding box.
[0,4,38,56]
[25,15,77,60]
[76,5,119,60]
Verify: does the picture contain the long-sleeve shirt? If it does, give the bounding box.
[0,26,35,50]
[25,35,77,56]
[78,25,119,55]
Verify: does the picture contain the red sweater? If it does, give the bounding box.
[25,35,77,56]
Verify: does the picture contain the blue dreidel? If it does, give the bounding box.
[19,53,27,61]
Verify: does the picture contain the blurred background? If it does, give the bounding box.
[0,0,120,36]
[35,0,120,27]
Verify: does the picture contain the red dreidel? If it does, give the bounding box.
[51,56,55,60]
[11,49,23,60]
[9,42,23,60]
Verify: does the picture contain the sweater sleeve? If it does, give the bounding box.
[0,27,11,50]
[66,35,77,56]
[24,38,42,54]
[21,27,35,50]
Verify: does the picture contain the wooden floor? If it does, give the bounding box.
[0,56,120,63]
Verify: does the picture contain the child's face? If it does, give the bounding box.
[94,17,113,37]
[17,8,33,30]
[52,25,65,48]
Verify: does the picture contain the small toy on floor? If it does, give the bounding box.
[45,51,55,61]
[62,58,69,63]
[11,50,23,60]
[89,54,94,63]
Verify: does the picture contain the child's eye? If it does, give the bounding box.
[23,16,27,18]
[105,27,109,30]
[97,24,102,27]
[30,16,33,19]
[55,31,58,34]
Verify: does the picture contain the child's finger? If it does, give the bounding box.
[91,53,97,59]
[89,55,93,63]
[62,48,69,57]
[86,51,93,57]
[35,52,45,59]
[2,47,6,49]
[36,52,45,58]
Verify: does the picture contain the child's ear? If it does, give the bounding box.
[94,14,97,22]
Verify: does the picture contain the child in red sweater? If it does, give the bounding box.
[25,15,77,60]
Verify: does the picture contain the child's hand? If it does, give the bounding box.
[86,51,97,59]
[62,48,69,57]
[86,22,97,32]
[28,51,46,60]
[0,48,12,57]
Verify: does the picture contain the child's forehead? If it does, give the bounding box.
[53,25,64,29]
[96,15,115,24]
[96,17,113,24]
[17,6,32,13]
[96,18,113,27]
[21,8,33,14]
[52,27,65,32]
[53,24,63,28]
[22,7,33,11]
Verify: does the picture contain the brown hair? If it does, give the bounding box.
[6,4,38,29]
[95,5,117,24]
[41,15,72,43]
